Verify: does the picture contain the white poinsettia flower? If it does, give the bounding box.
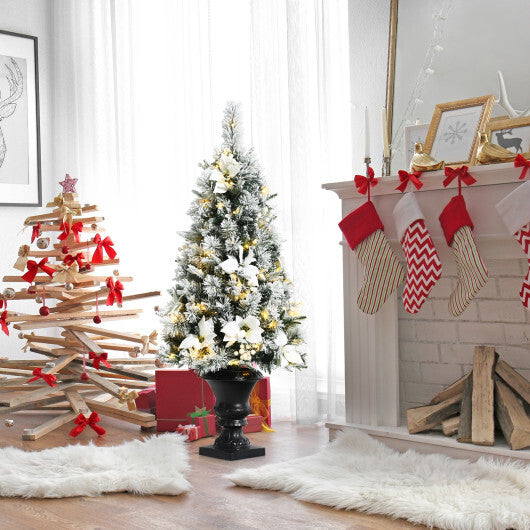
[274,330,288,348]
[282,345,303,365]
[180,317,216,351]
[209,168,229,194]
[221,315,263,346]
[218,153,241,177]
[219,247,259,286]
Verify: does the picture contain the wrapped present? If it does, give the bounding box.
[156,369,215,432]
[176,423,200,442]
[176,413,216,442]
[249,376,273,431]
[135,386,156,414]
[243,414,263,433]
[187,407,216,438]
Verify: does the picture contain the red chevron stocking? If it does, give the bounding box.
[393,192,442,313]
[496,181,530,308]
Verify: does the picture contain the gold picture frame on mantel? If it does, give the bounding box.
[424,95,495,167]
[486,115,530,155]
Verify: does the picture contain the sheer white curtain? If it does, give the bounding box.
[52,0,350,423]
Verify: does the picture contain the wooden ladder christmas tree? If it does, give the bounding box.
[0,175,160,440]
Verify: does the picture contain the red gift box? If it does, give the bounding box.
[156,369,215,432]
[243,414,263,433]
[249,377,272,429]
[135,386,156,414]
[177,413,216,441]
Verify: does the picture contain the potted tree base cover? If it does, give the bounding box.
[159,103,307,460]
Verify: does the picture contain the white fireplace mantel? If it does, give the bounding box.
[322,162,530,462]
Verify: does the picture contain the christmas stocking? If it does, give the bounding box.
[496,180,530,308]
[393,192,441,313]
[339,201,406,314]
[439,195,488,316]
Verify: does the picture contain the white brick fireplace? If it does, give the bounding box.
[323,162,530,462]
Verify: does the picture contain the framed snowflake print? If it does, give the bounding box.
[0,30,41,206]
[424,95,495,167]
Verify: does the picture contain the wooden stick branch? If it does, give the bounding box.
[14,313,139,330]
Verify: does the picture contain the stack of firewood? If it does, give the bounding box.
[407,346,530,450]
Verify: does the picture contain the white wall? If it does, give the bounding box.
[348,0,390,177]
[0,0,53,357]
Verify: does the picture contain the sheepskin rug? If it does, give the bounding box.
[228,429,530,530]
[0,433,190,498]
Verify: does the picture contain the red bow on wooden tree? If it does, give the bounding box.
[58,221,83,243]
[26,367,57,387]
[92,234,117,263]
[88,351,112,370]
[31,222,41,243]
[442,166,476,195]
[63,253,85,268]
[0,301,8,336]
[514,154,530,180]
[106,277,124,306]
[69,412,106,437]
[21,258,56,283]
[354,166,378,201]
[396,170,423,192]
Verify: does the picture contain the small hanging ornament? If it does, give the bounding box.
[113,269,119,277]
[4,419,14,427]
[45,361,56,368]
[80,347,89,380]
[155,358,166,368]
[31,222,41,243]
[35,295,43,304]
[93,294,102,324]
[39,287,50,316]
[65,282,74,291]
[36,237,50,249]
[129,346,140,358]
[61,245,69,254]
[2,288,15,299]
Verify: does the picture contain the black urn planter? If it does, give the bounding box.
[199,368,265,461]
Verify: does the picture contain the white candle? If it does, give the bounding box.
[382,107,390,158]
[364,106,370,159]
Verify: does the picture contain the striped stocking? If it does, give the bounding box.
[439,195,488,316]
[496,181,530,309]
[339,201,405,315]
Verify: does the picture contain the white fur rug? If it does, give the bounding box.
[228,429,530,530]
[0,434,190,498]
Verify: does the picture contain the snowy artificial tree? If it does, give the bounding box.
[159,103,306,376]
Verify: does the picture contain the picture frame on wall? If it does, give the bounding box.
[0,29,41,206]
[404,123,429,169]
[486,115,530,155]
[424,95,495,167]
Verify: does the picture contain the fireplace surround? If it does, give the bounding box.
[323,161,530,462]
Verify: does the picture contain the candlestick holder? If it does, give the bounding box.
[364,156,371,176]
[382,155,391,177]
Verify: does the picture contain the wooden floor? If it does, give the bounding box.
[0,412,425,529]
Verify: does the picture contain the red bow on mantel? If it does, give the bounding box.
[442,165,476,194]
[354,166,378,200]
[514,154,530,180]
[92,234,117,263]
[0,302,9,336]
[63,252,85,268]
[88,351,112,370]
[31,222,41,243]
[69,412,106,438]
[396,170,423,192]
[26,367,57,387]
[58,221,83,243]
[21,258,56,283]
[106,277,124,306]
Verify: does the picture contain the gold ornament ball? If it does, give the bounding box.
[65,283,74,291]
[35,295,43,304]
[3,288,15,299]
[129,350,139,358]
[154,305,160,312]
[155,358,166,368]
[45,362,55,368]
[91,223,98,230]
[4,419,14,427]
[113,269,120,276]
[36,237,50,249]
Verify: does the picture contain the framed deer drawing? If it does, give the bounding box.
[0,30,41,206]
[487,116,530,156]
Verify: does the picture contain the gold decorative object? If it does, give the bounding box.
[476,132,516,164]
[36,237,50,249]
[410,143,444,172]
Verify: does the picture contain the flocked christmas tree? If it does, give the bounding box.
[159,103,307,375]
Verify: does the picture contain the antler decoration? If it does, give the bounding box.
[496,71,530,119]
